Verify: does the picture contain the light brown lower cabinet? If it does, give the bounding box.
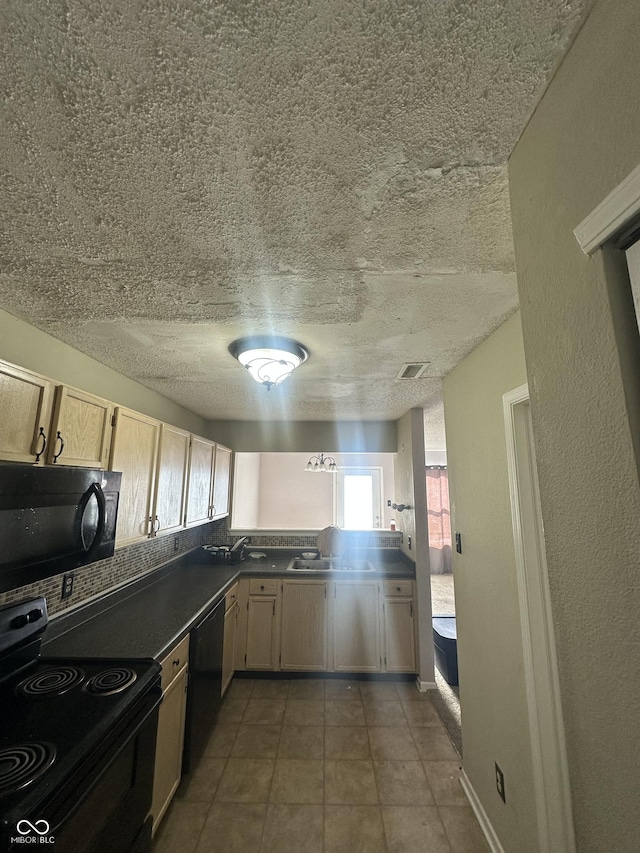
[244,579,279,670]
[332,579,381,672]
[382,579,416,672]
[235,576,416,676]
[222,583,239,695]
[280,579,328,671]
[151,635,190,836]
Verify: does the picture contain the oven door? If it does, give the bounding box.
[22,690,161,853]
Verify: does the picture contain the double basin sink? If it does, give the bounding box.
[287,557,375,573]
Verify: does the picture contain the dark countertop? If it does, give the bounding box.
[43,548,414,662]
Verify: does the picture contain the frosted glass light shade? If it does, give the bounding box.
[229,337,309,390]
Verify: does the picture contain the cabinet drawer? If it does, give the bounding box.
[225,582,239,612]
[159,635,190,692]
[249,578,278,596]
[384,579,413,597]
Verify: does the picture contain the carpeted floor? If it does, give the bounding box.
[428,574,461,756]
[430,574,456,616]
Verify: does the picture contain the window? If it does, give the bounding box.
[231,453,393,530]
[335,467,383,529]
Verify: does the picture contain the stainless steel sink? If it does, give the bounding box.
[287,558,375,572]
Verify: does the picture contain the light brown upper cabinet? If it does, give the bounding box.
[47,386,113,468]
[184,436,216,527]
[211,444,232,519]
[110,408,161,547]
[0,360,54,464]
[152,424,190,536]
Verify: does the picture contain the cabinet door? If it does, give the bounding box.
[222,602,237,695]
[47,385,113,468]
[211,444,232,519]
[151,643,188,836]
[245,597,278,670]
[332,580,381,672]
[185,436,216,526]
[383,598,416,673]
[0,361,53,464]
[153,424,190,535]
[280,580,328,671]
[109,408,160,547]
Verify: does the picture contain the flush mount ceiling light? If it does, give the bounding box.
[305,452,337,473]
[228,336,309,391]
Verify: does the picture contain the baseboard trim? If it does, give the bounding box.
[460,771,505,853]
[416,678,437,692]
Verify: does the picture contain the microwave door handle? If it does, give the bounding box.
[80,482,107,554]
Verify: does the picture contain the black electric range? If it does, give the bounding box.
[0,597,161,853]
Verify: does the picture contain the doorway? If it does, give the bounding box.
[503,385,575,853]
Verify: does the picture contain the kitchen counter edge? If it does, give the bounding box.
[43,548,415,662]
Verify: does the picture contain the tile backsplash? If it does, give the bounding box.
[0,518,229,617]
[207,518,403,549]
[0,520,403,618]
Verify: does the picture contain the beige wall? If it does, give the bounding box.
[443,313,536,851]
[232,452,261,528]
[509,1,640,849]
[258,452,335,529]
[207,418,397,452]
[0,308,208,434]
[232,452,396,529]
[394,408,434,684]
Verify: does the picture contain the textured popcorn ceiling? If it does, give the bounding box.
[0,1,591,440]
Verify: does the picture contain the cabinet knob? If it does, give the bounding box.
[260,585,265,590]
[396,586,401,592]
[173,659,180,666]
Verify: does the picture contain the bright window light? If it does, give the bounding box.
[343,475,374,529]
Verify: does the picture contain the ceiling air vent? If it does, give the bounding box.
[395,362,430,381]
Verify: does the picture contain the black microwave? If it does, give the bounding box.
[0,463,121,593]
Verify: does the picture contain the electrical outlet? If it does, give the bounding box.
[61,573,74,600]
[495,763,506,802]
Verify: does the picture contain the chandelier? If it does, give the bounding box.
[228,336,309,390]
[305,452,337,473]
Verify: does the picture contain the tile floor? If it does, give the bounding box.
[152,677,488,853]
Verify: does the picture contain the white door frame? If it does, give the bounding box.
[503,384,575,853]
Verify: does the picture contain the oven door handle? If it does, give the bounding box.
[79,482,107,555]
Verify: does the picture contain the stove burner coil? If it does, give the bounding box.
[0,743,56,796]
[83,667,138,696]
[16,666,85,698]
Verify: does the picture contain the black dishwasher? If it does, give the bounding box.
[182,595,225,773]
